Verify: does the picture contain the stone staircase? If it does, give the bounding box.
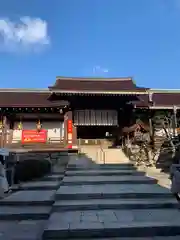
[1,150,180,239]
[0,154,68,239]
[43,153,180,239]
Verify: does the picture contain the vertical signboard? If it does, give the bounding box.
[67,120,72,144]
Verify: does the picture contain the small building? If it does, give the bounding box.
[0,76,180,149]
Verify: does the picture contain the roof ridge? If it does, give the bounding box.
[0,88,49,92]
[56,76,133,81]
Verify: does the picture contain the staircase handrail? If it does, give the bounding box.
[96,145,105,164]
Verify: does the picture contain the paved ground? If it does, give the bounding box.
[0,151,180,239]
[43,153,180,239]
[143,166,171,189]
[0,153,68,240]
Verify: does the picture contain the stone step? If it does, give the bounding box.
[67,163,135,170]
[0,206,51,220]
[65,169,145,176]
[43,209,180,239]
[67,166,136,171]
[68,163,134,167]
[62,175,157,185]
[0,220,47,240]
[61,237,180,240]
[67,167,137,171]
[40,174,64,181]
[56,184,173,200]
[51,170,66,175]
[53,198,178,211]
[15,181,61,191]
[0,190,56,206]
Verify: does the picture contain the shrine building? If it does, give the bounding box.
[0,76,180,149]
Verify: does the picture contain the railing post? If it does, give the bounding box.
[103,150,105,164]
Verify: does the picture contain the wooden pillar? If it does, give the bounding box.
[64,110,77,148]
[1,116,7,148]
[72,125,77,147]
[173,106,178,137]
[148,110,153,137]
[148,110,155,150]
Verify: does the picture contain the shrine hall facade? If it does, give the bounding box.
[0,76,180,149]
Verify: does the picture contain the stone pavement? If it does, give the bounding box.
[1,151,180,239]
[0,153,68,240]
[43,153,180,239]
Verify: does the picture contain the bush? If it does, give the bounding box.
[13,159,51,183]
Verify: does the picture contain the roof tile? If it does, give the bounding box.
[50,78,144,92]
[0,92,62,107]
[153,93,180,107]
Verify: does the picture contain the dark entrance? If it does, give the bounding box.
[77,126,117,146]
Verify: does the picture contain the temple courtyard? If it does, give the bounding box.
[0,149,180,239]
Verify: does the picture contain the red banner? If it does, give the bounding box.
[67,120,72,133]
[21,129,47,144]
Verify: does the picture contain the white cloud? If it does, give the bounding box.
[0,17,50,52]
[93,66,109,74]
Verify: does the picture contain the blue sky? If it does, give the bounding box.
[0,0,180,89]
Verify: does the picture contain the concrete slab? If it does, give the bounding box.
[0,206,51,220]
[67,163,135,170]
[0,190,56,206]
[43,209,180,238]
[65,169,144,176]
[18,181,60,190]
[0,220,46,240]
[64,237,180,240]
[53,198,178,211]
[56,184,173,200]
[62,175,157,185]
[51,169,65,175]
[41,174,64,181]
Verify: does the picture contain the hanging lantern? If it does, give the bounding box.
[36,120,42,132]
[0,120,3,129]
[17,121,23,130]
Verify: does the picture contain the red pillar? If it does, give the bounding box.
[64,111,77,149]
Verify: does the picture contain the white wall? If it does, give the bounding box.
[12,121,64,143]
[43,122,64,142]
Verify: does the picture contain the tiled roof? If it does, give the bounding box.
[134,92,180,108]
[49,77,146,92]
[153,93,180,107]
[1,78,180,108]
[0,92,67,107]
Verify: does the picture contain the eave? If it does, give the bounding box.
[0,88,49,93]
[149,106,180,110]
[149,89,180,93]
[49,90,148,96]
[55,76,133,81]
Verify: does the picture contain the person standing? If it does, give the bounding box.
[0,154,9,195]
[170,163,180,202]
